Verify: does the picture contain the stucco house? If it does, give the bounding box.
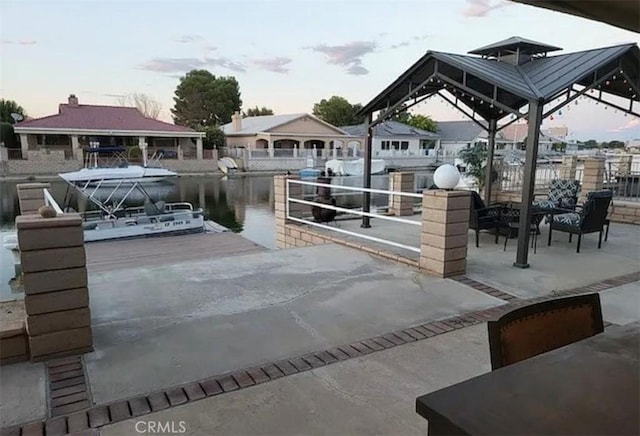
[3,94,212,176]
[222,112,361,159]
[435,120,562,156]
[340,120,441,158]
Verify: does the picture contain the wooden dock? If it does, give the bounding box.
[86,232,266,273]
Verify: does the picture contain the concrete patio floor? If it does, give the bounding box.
[1,221,638,431]
[316,216,640,298]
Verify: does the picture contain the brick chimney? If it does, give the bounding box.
[232,111,242,132]
[68,94,79,107]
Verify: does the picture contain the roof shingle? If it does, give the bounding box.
[15,104,195,133]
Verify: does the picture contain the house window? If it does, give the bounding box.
[392,141,400,150]
[400,141,409,150]
[381,140,390,150]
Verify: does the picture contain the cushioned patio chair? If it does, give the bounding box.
[487,293,604,370]
[469,191,502,247]
[547,190,612,253]
[533,179,581,211]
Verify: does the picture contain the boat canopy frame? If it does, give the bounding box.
[61,176,155,220]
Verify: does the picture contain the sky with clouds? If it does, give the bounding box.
[1,0,639,141]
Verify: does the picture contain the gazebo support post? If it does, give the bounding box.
[361,113,373,228]
[484,119,497,203]
[514,100,543,268]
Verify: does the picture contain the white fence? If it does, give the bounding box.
[286,179,422,253]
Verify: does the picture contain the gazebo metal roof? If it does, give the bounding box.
[357,37,640,268]
[359,41,639,124]
[509,0,640,34]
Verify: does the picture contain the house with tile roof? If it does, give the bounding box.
[222,112,360,160]
[340,121,441,158]
[4,95,212,176]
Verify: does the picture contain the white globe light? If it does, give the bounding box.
[433,164,460,190]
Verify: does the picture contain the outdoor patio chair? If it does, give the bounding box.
[547,190,612,253]
[469,191,502,247]
[533,179,581,212]
[487,293,604,370]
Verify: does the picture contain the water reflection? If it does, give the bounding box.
[0,172,433,250]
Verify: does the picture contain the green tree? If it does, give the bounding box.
[171,70,242,129]
[405,114,437,132]
[606,140,625,149]
[458,142,498,190]
[551,142,566,152]
[390,104,411,123]
[202,126,226,149]
[0,99,27,124]
[0,122,19,148]
[243,106,274,117]
[581,139,599,149]
[312,96,364,127]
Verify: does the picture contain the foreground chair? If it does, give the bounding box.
[533,178,581,211]
[469,191,502,247]
[547,190,612,253]
[487,293,604,370]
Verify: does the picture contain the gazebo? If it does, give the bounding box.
[357,37,639,268]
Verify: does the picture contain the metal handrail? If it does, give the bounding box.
[288,178,423,198]
[43,189,64,215]
[285,178,421,253]
[288,197,421,226]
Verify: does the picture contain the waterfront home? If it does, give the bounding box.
[436,120,564,156]
[340,120,441,158]
[3,94,213,176]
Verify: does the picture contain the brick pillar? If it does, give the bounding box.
[17,214,92,361]
[16,183,51,215]
[420,190,471,278]
[559,155,577,179]
[274,175,302,249]
[0,146,8,161]
[581,158,605,199]
[389,172,415,216]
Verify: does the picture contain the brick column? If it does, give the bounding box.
[0,146,8,162]
[16,183,51,215]
[196,137,204,161]
[17,214,92,361]
[559,155,577,179]
[274,175,302,249]
[420,190,471,278]
[581,157,605,199]
[388,172,415,216]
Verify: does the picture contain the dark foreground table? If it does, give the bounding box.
[416,322,640,435]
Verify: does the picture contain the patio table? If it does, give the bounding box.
[415,322,640,435]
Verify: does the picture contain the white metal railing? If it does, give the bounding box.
[285,179,421,253]
[43,188,64,215]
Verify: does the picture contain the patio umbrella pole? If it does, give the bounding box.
[361,114,373,228]
[484,119,497,204]
[515,100,543,268]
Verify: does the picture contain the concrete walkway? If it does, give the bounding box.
[101,324,491,436]
[1,225,638,432]
[86,244,503,404]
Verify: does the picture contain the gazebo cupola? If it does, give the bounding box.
[468,36,563,65]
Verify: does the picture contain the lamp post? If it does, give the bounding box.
[433,163,461,190]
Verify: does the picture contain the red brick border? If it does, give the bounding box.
[3,271,638,435]
[46,356,92,418]
[450,276,521,302]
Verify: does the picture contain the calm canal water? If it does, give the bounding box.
[0,172,434,249]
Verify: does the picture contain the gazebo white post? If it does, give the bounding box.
[515,99,543,268]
